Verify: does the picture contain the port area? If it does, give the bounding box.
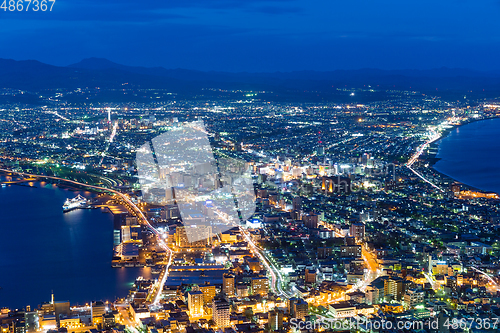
[91,194,169,270]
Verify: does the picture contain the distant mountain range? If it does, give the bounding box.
[2,57,500,93]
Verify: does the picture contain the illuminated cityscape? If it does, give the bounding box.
[1,81,500,332]
[2,0,500,332]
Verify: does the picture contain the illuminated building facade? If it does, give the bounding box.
[212,298,230,328]
[268,309,284,331]
[223,273,235,297]
[188,291,204,317]
[199,283,216,305]
[321,176,351,194]
[251,277,269,296]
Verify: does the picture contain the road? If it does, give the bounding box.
[471,266,500,292]
[423,271,439,291]
[116,305,137,327]
[239,227,292,299]
[405,128,445,193]
[356,244,382,292]
[0,177,37,184]
[99,121,119,166]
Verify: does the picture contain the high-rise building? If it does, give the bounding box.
[294,299,308,320]
[303,213,319,229]
[212,297,230,328]
[188,291,204,317]
[288,298,308,320]
[404,288,424,309]
[251,277,269,296]
[91,301,105,325]
[384,277,403,301]
[349,222,365,240]
[305,268,316,284]
[223,273,235,297]
[268,309,284,331]
[199,283,216,305]
[361,153,370,166]
[292,197,302,211]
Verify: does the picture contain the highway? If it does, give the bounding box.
[405,128,445,193]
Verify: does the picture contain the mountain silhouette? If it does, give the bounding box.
[1,57,500,93]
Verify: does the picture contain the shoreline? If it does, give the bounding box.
[427,115,500,195]
[0,169,109,194]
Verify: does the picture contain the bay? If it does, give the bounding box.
[434,117,500,194]
[0,176,151,310]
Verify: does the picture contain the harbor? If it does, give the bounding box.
[0,176,151,309]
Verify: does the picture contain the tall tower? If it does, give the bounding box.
[107,108,111,122]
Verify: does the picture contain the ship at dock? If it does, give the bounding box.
[63,194,90,212]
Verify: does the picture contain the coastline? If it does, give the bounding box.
[0,169,111,194]
[427,116,500,195]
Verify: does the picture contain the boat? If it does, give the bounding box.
[63,194,89,212]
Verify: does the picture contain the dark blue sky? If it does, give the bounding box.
[1,0,500,71]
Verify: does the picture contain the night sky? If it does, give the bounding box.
[1,0,500,72]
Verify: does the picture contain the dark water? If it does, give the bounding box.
[434,118,500,194]
[0,177,151,309]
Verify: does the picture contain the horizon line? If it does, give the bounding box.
[3,57,500,74]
